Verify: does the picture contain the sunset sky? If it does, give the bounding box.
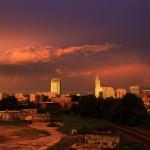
[0,0,149,92]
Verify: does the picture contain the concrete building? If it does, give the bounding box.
[0,92,7,100]
[116,88,126,99]
[0,110,21,120]
[103,87,115,99]
[15,93,28,102]
[30,93,38,102]
[50,78,61,96]
[95,74,103,98]
[129,86,140,95]
[51,95,72,109]
[140,90,150,108]
[71,132,120,150]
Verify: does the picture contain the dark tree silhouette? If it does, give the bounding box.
[0,96,19,110]
[79,94,98,117]
[109,93,149,126]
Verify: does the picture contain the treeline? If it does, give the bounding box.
[71,93,150,126]
[0,96,19,110]
[0,94,149,127]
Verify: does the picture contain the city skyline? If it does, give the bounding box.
[0,75,148,94]
[0,1,149,92]
[0,1,149,150]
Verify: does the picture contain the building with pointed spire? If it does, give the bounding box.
[95,74,103,98]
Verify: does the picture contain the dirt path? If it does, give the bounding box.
[28,122,64,150]
[0,122,64,150]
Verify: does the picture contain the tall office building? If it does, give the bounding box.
[50,78,61,96]
[95,74,103,98]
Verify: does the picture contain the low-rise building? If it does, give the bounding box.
[15,93,28,102]
[51,96,72,109]
[0,92,7,100]
[0,109,38,121]
[116,88,126,99]
[0,110,21,120]
[129,86,140,96]
[139,90,150,108]
[71,132,120,150]
[102,87,115,99]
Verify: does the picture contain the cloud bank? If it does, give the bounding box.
[0,43,118,64]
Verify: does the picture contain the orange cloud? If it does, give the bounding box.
[0,45,54,64]
[56,43,119,56]
[0,43,118,64]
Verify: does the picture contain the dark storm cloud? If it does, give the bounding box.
[0,0,149,91]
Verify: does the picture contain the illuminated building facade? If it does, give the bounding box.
[0,92,7,100]
[50,78,61,96]
[116,88,126,99]
[15,93,28,102]
[95,74,103,98]
[129,86,140,95]
[30,93,38,102]
[103,87,115,99]
[140,90,150,108]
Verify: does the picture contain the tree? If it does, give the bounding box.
[79,94,98,117]
[109,94,149,126]
[0,96,19,110]
[71,95,80,102]
[47,103,63,116]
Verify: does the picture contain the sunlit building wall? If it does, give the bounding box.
[116,88,126,99]
[129,86,140,95]
[50,78,61,96]
[140,90,150,107]
[15,93,28,102]
[0,92,7,100]
[30,93,38,102]
[95,75,103,98]
[103,87,115,99]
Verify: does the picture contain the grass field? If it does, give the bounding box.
[13,127,50,138]
[0,135,7,143]
[57,114,114,135]
[0,120,24,126]
[0,120,50,144]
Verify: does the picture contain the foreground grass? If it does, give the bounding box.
[114,142,148,150]
[13,127,50,138]
[0,120,24,126]
[0,135,7,143]
[57,114,114,135]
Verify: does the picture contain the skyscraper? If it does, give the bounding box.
[50,78,61,96]
[95,74,103,98]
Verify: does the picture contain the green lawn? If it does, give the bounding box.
[57,114,114,135]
